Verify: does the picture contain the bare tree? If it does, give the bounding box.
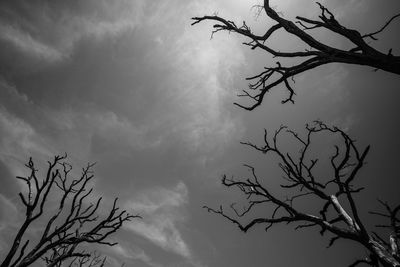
[192,0,400,110]
[204,121,399,266]
[0,155,138,267]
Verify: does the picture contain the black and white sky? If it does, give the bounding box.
[0,0,399,266]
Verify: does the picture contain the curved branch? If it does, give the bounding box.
[0,155,140,267]
[204,121,399,266]
[363,13,400,40]
[192,2,400,109]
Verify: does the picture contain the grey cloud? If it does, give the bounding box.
[0,194,18,228]
[0,160,20,197]
[108,244,163,267]
[2,1,398,267]
[124,182,191,259]
[0,194,19,260]
[0,0,145,64]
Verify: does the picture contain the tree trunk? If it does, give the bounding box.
[368,238,400,267]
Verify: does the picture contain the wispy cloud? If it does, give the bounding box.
[164,4,246,154]
[124,182,191,259]
[109,244,162,267]
[0,108,54,176]
[0,76,163,163]
[0,0,145,64]
[0,23,64,62]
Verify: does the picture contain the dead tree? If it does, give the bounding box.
[0,155,138,267]
[204,121,399,267]
[192,0,400,109]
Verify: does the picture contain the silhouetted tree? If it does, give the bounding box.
[203,121,399,267]
[0,155,138,267]
[193,3,399,266]
[192,0,400,110]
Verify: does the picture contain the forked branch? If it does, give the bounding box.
[204,121,399,266]
[0,155,140,267]
[192,1,400,109]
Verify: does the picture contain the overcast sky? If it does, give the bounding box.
[0,0,399,266]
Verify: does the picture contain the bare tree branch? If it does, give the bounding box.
[1,155,140,267]
[204,121,399,266]
[192,1,400,109]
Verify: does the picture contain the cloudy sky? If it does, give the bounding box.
[0,0,399,266]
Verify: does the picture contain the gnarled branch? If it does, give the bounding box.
[192,1,400,109]
[204,121,399,266]
[1,155,140,267]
